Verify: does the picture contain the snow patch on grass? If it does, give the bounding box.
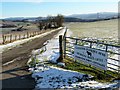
[27,27,119,89]
[30,65,118,89]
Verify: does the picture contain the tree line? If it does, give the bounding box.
[37,14,64,30]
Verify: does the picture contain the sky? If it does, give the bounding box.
[0,1,119,19]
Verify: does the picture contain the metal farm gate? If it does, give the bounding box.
[63,29,120,73]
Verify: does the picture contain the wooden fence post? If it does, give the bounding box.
[23,34,25,39]
[75,39,78,45]
[5,36,6,43]
[37,31,38,35]
[90,42,92,48]
[31,32,33,37]
[2,34,5,44]
[33,32,34,36]
[105,45,108,52]
[27,32,29,38]
[10,34,12,43]
[39,31,41,34]
[30,33,31,37]
[19,34,21,40]
[15,35,17,41]
[33,32,34,37]
[32,32,34,37]
[57,35,63,63]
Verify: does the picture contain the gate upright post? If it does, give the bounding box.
[64,36,66,58]
[74,39,78,62]
[57,35,63,63]
[63,28,67,58]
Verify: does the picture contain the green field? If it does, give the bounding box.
[64,19,118,42]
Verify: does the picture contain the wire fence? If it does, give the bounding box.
[0,30,48,44]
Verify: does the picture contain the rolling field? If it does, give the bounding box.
[0,21,40,44]
[64,19,118,42]
[0,22,39,34]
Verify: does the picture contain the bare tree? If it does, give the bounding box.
[37,14,64,30]
[38,21,43,30]
[55,14,64,27]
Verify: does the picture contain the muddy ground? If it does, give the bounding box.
[1,29,61,90]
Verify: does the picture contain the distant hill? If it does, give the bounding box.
[3,17,26,21]
[64,17,82,22]
[1,12,118,22]
[67,12,118,19]
[2,17,46,22]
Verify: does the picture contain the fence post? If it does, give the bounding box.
[24,34,25,39]
[32,32,34,37]
[33,32,34,36]
[75,39,78,45]
[57,35,63,63]
[2,34,5,44]
[37,31,38,35]
[74,39,78,62]
[30,33,31,37]
[105,45,108,52]
[10,34,12,43]
[27,32,29,38]
[63,28,67,58]
[104,45,108,75]
[19,34,21,40]
[90,42,92,48]
[15,35,17,41]
[89,42,93,67]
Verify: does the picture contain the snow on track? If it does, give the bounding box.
[28,27,68,64]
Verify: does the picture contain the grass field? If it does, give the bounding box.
[0,21,40,44]
[64,19,118,42]
[0,21,39,34]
